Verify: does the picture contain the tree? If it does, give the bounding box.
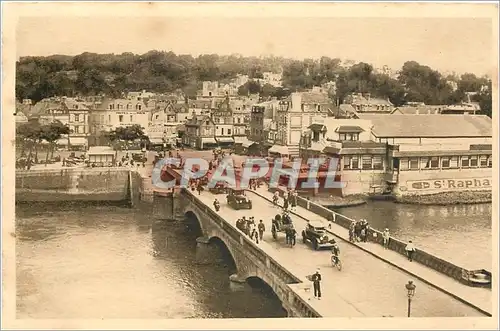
[238,80,261,96]
[40,122,70,165]
[16,121,44,167]
[107,124,146,150]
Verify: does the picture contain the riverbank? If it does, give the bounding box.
[306,190,492,208]
[395,191,492,205]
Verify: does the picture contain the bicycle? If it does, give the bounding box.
[331,255,342,271]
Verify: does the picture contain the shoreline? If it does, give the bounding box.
[302,190,492,208]
[394,191,492,206]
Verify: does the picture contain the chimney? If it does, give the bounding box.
[291,93,302,112]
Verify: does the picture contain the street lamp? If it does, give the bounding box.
[405,280,416,317]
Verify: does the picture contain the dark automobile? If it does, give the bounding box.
[209,181,228,194]
[226,188,252,210]
[302,221,336,250]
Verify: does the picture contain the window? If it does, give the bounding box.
[373,155,383,170]
[461,156,470,168]
[221,128,224,135]
[362,155,372,170]
[108,115,111,122]
[480,155,488,167]
[127,104,131,110]
[400,158,409,170]
[343,156,359,170]
[74,114,80,122]
[237,118,241,124]
[227,129,231,135]
[488,156,492,168]
[470,156,478,167]
[441,157,450,168]
[339,133,346,141]
[430,157,439,169]
[130,115,133,122]
[420,157,430,169]
[409,158,419,170]
[450,156,459,168]
[351,133,359,141]
[119,115,123,123]
[206,121,210,125]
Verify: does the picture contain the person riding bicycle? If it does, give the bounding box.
[331,242,340,264]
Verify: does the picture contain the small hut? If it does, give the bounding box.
[87,146,115,167]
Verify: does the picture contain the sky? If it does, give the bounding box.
[16,16,494,76]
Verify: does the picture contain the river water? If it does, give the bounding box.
[335,201,493,271]
[15,202,286,319]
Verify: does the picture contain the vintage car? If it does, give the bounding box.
[209,181,228,194]
[302,221,336,250]
[226,188,252,210]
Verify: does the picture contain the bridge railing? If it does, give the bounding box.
[268,186,485,285]
[180,188,320,318]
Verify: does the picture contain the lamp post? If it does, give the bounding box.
[405,280,416,317]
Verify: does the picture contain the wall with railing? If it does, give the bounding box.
[268,186,490,284]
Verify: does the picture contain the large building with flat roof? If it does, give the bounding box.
[357,114,492,197]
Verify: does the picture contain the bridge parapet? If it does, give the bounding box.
[268,186,491,288]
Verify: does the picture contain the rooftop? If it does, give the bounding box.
[358,114,492,138]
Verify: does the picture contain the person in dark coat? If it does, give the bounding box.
[289,226,297,247]
[283,198,289,210]
[258,220,265,241]
[311,269,322,299]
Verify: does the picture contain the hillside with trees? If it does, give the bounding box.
[16,51,492,116]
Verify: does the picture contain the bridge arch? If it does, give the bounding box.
[246,276,289,317]
[207,236,238,272]
[184,209,206,235]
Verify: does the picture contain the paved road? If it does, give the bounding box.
[193,189,484,318]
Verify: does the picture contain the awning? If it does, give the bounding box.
[149,138,164,145]
[233,136,247,144]
[201,138,217,145]
[336,126,364,133]
[242,140,257,148]
[308,124,327,132]
[216,137,235,143]
[69,137,88,146]
[323,146,341,155]
[268,144,290,155]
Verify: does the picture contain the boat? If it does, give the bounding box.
[461,269,491,288]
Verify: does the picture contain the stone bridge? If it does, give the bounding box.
[153,187,320,318]
[151,184,490,318]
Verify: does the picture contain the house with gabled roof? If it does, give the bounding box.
[183,115,216,150]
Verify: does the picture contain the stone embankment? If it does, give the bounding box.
[396,191,492,205]
[302,194,367,208]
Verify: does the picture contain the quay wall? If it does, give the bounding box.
[15,168,142,203]
[395,168,492,197]
[268,186,490,283]
[340,170,388,196]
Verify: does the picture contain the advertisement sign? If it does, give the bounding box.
[406,178,491,191]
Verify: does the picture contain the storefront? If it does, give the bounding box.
[268,144,290,159]
[216,137,235,149]
[199,137,218,150]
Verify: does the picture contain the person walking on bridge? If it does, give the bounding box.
[272,192,279,205]
[405,241,416,262]
[311,268,322,300]
[382,228,390,249]
[258,220,265,241]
